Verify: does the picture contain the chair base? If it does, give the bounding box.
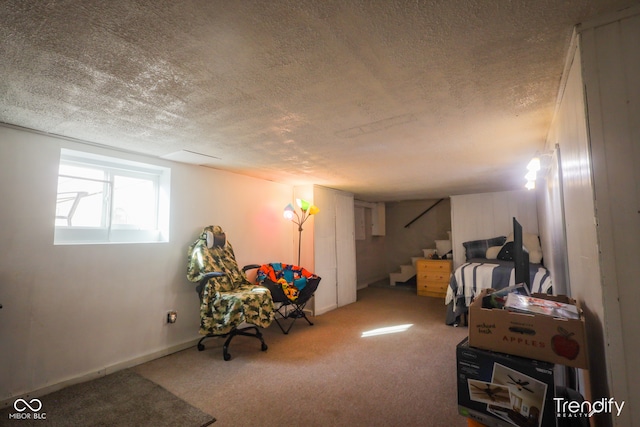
[273,301,314,335]
[197,325,268,361]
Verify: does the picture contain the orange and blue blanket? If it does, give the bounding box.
[256,263,317,301]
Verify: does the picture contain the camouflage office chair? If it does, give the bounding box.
[187,225,275,360]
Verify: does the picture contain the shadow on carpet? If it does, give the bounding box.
[1,369,215,427]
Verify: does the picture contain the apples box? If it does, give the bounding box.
[457,337,558,427]
[468,289,588,369]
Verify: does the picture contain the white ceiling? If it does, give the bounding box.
[1,0,638,201]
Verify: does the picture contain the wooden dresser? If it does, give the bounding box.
[416,259,452,298]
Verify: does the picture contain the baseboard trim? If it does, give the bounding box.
[358,275,390,290]
[314,303,338,316]
[1,338,200,408]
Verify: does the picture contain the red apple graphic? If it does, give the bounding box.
[552,327,580,360]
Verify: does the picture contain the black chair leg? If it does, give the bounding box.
[197,326,268,361]
[301,312,314,326]
[273,302,313,334]
[223,326,268,360]
[273,307,292,334]
[197,336,209,351]
[223,335,233,361]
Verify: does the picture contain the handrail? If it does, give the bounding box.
[404,198,445,228]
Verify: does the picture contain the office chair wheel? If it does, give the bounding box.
[223,352,231,361]
[261,343,268,351]
[197,342,205,351]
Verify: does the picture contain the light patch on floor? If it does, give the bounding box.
[361,323,413,337]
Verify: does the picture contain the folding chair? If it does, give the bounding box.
[256,263,321,334]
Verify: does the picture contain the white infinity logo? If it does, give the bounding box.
[14,398,43,412]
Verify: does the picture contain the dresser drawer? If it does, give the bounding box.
[416,259,452,298]
[416,259,452,273]
[417,282,448,293]
[417,271,450,283]
[417,283,448,298]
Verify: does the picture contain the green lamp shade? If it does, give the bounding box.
[296,198,311,212]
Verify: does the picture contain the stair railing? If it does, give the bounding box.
[404,198,445,228]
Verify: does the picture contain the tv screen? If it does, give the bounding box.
[513,217,530,290]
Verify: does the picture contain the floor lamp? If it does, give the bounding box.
[283,198,319,266]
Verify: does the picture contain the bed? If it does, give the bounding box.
[444,234,553,326]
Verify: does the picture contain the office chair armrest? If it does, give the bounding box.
[196,271,226,295]
[243,264,261,272]
[201,271,226,279]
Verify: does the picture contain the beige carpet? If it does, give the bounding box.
[134,286,469,427]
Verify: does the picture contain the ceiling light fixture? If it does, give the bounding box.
[525,156,541,190]
[527,157,541,172]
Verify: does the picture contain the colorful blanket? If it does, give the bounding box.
[257,263,318,301]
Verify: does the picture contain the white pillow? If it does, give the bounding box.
[528,249,543,264]
[486,246,502,259]
[505,232,543,263]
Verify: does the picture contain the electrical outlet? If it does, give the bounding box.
[167,311,177,324]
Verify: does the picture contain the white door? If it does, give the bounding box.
[312,187,338,314]
[335,192,357,307]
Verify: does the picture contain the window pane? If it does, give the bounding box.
[55,148,170,244]
[59,164,104,180]
[112,175,157,229]
[56,175,106,227]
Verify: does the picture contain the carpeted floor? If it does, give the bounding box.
[0,370,215,427]
[369,276,417,292]
[3,287,467,427]
[134,286,469,427]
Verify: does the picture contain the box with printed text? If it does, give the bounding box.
[457,337,558,427]
[468,289,588,369]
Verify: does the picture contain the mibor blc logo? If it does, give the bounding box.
[8,398,47,420]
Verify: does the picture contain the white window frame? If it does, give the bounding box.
[54,148,171,245]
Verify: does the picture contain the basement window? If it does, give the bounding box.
[54,149,170,244]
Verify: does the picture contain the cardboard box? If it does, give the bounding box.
[457,337,557,427]
[468,289,588,369]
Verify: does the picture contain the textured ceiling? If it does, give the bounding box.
[1,0,638,201]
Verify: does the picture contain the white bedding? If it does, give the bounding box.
[445,261,553,313]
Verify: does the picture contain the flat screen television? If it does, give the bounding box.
[513,217,530,290]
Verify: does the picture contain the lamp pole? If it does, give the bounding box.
[288,209,309,266]
[284,200,318,266]
[296,217,304,267]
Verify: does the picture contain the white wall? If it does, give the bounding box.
[0,126,294,402]
[543,41,606,406]
[297,185,357,315]
[541,9,640,424]
[384,198,452,272]
[537,146,570,296]
[450,190,538,268]
[580,10,640,425]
